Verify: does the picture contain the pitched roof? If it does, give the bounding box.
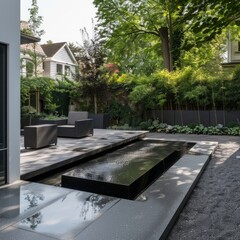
[21,33,40,44]
[41,42,67,57]
[20,21,41,44]
[20,43,46,57]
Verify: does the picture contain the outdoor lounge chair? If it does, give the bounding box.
[57,111,93,138]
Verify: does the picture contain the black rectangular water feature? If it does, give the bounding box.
[62,140,193,200]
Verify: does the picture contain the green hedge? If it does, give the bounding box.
[139,120,240,136]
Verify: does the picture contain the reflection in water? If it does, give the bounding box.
[22,211,42,230]
[0,184,48,218]
[24,192,45,209]
[81,194,112,220]
[18,192,117,238]
[20,192,45,230]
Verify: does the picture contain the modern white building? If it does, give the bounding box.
[0,0,20,185]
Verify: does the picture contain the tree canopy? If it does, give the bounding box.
[93,0,240,71]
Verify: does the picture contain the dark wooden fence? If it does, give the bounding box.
[147,110,240,126]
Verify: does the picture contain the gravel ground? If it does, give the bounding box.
[147,133,240,240]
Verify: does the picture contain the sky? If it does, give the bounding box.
[20,0,97,44]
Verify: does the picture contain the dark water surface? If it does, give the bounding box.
[35,140,193,199]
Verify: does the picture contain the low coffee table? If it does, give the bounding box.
[24,124,57,149]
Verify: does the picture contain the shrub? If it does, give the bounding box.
[139,120,152,130]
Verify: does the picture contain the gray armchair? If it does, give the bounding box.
[57,111,93,138]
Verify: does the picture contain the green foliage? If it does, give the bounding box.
[226,121,240,128]
[42,113,66,120]
[21,0,45,78]
[104,66,240,128]
[107,99,137,126]
[181,33,227,72]
[112,118,240,136]
[51,79,75,116]
[136,121,240,136]
[21,76,56,113]
[26,61,34,77]
[139,120,153,130]
[21,105,37,116]
[93,0,240,71]
[71,28,108,113]
[224,66,240,110]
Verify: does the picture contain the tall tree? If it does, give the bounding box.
[70,28,107,113]
[28,0,45,76]
[28,0,45,37]
[22,0,45,112]
[93,0,240,71]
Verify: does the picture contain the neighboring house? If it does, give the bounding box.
[20,21,46,77]
[20,21,77,80]
[20,42,46,77]
[41,42,78,80]
[222,38,240,68]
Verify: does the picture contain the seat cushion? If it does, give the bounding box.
[57,125,75,128]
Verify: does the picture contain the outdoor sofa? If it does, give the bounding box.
[57,111,94,138]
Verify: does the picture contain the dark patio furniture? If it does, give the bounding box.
[57,111,93,138]
[88,113,110,129]
[38,118,68,125]
[24,124,57,149]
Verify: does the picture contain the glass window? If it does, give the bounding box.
[64,65,70,76]
[0,43,7,186]
[26,61,34,77]
[56,64,62,75]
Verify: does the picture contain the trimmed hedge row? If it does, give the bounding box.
[140,120,240,135]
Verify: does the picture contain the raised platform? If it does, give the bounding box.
[62,140,193,199]
[20,129,148,180]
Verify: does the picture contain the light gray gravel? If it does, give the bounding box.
[147,133,240,240]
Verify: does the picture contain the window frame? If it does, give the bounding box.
[56,64,63,75]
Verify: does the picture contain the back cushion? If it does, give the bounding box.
[67,111,89,125]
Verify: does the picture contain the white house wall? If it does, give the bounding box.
[49,61,57,79]
[0,0,20,183]
[20,55,45,77]
[43,60,52,78]
[43,61,61,80]
[54,46,76,64]
[47,60,76,80]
